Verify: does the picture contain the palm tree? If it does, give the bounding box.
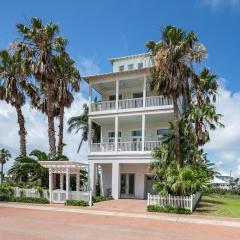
[146,26,207,164]
[16,18,68,160]
[0,148,11,184]
[8,150,68,187]
[54,52,80,155]
[67,104,100,152]
[0,49,33,156]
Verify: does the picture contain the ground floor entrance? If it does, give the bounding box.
[120,173,135,198]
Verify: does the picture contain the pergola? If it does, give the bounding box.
[39,161,90,203]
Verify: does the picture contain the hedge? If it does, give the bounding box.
[65,199,89,207]
[0,195,49,204]
[147,205,191,214]
[92,196,113,203]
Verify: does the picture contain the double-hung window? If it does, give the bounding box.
[157,129,171,141]
[108,131,121,143]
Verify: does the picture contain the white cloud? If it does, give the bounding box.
[205,86,240,177]
[77,57,100,76]
[197,0,240,10]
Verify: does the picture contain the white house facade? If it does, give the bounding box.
[83,53,180,200]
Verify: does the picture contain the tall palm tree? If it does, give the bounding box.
[0,148,11,183]
[0,49,33,156]
[146,26,207,164]
[16,18,67,160]
[67,104,100,152]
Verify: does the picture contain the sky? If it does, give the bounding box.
[0,0,240,177]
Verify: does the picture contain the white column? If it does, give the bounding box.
[60,173,64,190]
[66,168,70,200]
[142,114,145,151]
[49,168,53,203]
[89,83,92,112]
[143,75,147,108]
[116,79,119,110]
[115,116,118,152]
[112,162,120,199]
[88,118,92,153]
[89,163,96,196]
[76,170,80,192]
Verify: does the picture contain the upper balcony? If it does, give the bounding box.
[84,68,174,116]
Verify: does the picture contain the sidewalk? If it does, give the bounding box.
[1,202,240,228]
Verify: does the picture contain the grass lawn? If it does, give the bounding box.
[196,194,240,218]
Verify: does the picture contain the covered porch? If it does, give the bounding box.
[39,161,92,205]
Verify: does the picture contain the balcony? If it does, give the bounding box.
[90,96,172,113]
[90,140,161,153]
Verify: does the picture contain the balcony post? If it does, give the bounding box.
[89,83,92,112]
[142,114,145,151]
[115,116,118,152]
[143,75,147,108]
[88,118,92,153]
[116,79,119,110]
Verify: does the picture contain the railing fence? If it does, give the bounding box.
[147,192,202,212]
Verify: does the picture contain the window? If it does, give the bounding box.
[128,64,134,70]
[119,65,124,72]
[109,94,122,101]
[131,130,142,137]
[108,131,121,143]
[133,92,143,98]
[157,129,171,141]
[138,62,143,69]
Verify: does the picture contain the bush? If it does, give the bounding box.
[92,195,113,203]
[0,195,49,204]
[204,187,240,195]
[147,204,191,214]
[65,199,89,207]
[0,183,14,197]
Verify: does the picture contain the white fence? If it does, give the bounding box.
[147,192,202,212]
[14,187,49,199]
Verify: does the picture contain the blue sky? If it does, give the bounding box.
[0,0,240,176]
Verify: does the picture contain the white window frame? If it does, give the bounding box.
[119,65,124,72]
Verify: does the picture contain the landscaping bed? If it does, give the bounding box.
[147,204,191,214]
[0,195,49,204]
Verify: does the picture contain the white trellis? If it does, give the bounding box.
[147,192,202,212]
[39,161,92,205]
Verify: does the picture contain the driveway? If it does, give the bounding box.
[0,204,240,240]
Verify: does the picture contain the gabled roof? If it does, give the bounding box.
[109,53,150,64]
[212,176,229,184]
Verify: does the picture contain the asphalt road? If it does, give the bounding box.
[0,206,239,240]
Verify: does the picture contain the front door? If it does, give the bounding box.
[120,173,135,198]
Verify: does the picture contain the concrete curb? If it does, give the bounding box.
[1,202,240,228]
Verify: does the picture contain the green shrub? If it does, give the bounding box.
[35,186,44,198]
[65,199,89,207]
[19,189,25,198]
[204,187,240,195]
[0,195,49,204]
[92,195,113,203]
[0,183,14,197]
[147,204,191,214]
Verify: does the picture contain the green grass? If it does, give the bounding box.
[196,194,240,218]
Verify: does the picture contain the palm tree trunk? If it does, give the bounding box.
[46,81,56,160]
[15,105,27,157]
[1,163,3,184]
[57,104,64,155]
[173,96,181,165]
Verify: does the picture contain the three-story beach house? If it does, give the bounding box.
[84,53,179,199]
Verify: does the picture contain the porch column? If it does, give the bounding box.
[115,116,118,152]
[89,83,92,112]
[116,79,119,110]
[89,163,96,195]
[66,168,70,200]
[143,75,147,108]
[49,168,53,203]
[88,118,92,153]
[60,173,64,190]
[112,162,120,199]
[76,170,80,192]
[142,114,145,151]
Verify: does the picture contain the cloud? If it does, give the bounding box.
[197,0,240,10]
[205,86,240,177]
[77,57,100,76]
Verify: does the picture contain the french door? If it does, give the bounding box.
[120,173,135,198]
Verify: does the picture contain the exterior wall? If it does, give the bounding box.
[101,121,169,143]
[121,164,150,199]
[101,164,112,196]
[112,55,153,73]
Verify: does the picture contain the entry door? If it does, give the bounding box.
[132,137,142,151]
[120,173,135,198]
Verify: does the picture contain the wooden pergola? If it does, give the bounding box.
[39,161,90,204]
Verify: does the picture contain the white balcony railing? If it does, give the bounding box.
[144,141,161,151]
[119,98,143,109]
[90,141,161,153]
[91,100,115,112]
[146,96,172,107]
[90,96,172,112]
